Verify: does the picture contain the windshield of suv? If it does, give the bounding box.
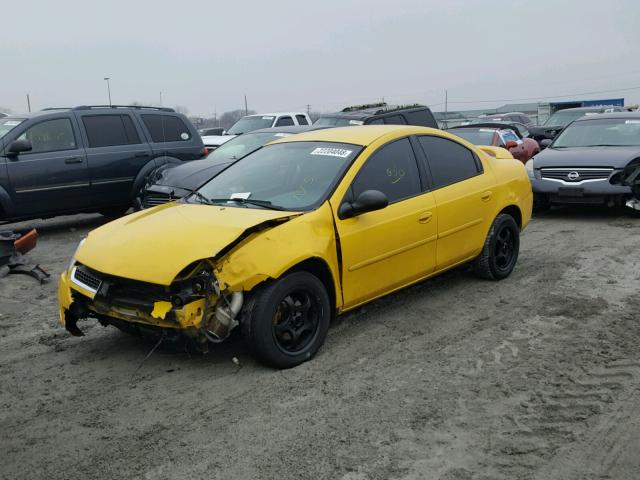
[227,116,274,135]
[544,110,598,127]
[314,116,361,127]
[0,118,24,140]
[449,128,497,145]
[207,131,292,163]
[552,118,640,148]
[196,141,362,210]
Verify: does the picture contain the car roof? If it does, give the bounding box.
[574,111,640,122]
[268,125,439,147]
[245,112,307,117]
[248,126,321,134]
[557,106,618,112]
[320,104,427,120]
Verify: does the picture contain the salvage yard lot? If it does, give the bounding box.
[1,209,639,480]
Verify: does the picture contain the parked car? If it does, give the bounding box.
[203,112,312,150]
[59,125,532,368]
[529,106,623,143]
[478,112,534,126]
[527,112,639,210]
[139,126,316,208]
[0,113,8,118]
[0,105,205,222]
[610,157,640,211]
[448,123,539,163]
[199,127,225,136]
[315,103,438,128]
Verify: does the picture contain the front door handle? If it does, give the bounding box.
[418,211,433,223]
[64,157,83,164]
[481,190,493,201]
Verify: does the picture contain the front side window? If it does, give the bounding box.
[18,118,76,153]
[197,141,361,210]
[275,116,294,127]
[419,135,480,189]
[296,115,309,126]
[351,138,421,203]
[82,115,141,147]
[141,115,192,142]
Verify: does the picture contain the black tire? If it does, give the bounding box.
[241,271,331,369]
[473,213,520,280]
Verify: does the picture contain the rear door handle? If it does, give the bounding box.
[64,157,83,164]
[418,211,433,223]
[481,190,493,201]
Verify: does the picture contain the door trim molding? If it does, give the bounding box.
[348,234,437,272]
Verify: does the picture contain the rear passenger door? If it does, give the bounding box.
[417,135,496,269]
[76,112,152,206]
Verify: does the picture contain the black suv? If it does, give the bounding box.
[314,103,438,128]
[0,105,205,222]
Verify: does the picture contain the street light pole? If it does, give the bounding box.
[103,77,112,106]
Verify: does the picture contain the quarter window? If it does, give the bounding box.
[296,115,309,126]
[141,115,192,142]
[82,115,141,147]
[275,116,294,127]
[367,118,384,125]
[383,115,406,125]
[418,136,481,188]
[352,138,421,203]
[404,110,430,127]
[18,118,77,153]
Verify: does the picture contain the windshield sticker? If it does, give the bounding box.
[273,133,292,137]
[4,120,21,126]
[310,147,353,158]
[479,128,496,132]
[180,132,189,140]
[262,116,274,120]
[230,192,251,200]
[625,120,640,124]
[349,120,364,125]
[584,112,599,116]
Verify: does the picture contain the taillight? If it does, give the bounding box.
[201,147,209,158]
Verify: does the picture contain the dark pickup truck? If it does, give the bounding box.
[0,105,205,223]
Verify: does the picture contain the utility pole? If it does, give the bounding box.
[244,95,248,116]
[104,77,112,106]
[159,91,163,106]
[26,93,31,112]
[445,89,448,122]
[306,104,311,115]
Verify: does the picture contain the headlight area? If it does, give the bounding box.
[525,159,535,180]
[60,261,244,349]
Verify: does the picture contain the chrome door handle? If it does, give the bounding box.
[418,211,433,223]
[64,157,83,164]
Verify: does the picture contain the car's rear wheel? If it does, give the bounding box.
[241,271,331,369]
[473,213,520,280]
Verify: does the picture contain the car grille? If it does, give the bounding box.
[72,266,102,293]
[540,168,613,183]
[142,193,179,208]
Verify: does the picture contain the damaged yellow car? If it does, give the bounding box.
[59,125,532,368]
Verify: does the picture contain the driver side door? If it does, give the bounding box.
[333,137,438,309]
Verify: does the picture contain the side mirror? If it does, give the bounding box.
[338,189,389,219]
[539,139,553,149]
[505,140,518,149]
[8,139,32,156]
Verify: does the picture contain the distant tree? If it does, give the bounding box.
[0,106,14,115]
[175,105,189,115]
[218,109,256,130]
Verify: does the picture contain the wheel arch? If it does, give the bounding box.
[130,155,182,199]
[498,204,522,230]
[285,257,337,319]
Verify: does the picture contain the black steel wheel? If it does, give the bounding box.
[473,213,520,280]
[241,271,331,369]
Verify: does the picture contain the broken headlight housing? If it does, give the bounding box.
[525,159,535,180]
[67,238,86,273]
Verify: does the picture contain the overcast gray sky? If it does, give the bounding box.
[2,0,639,116]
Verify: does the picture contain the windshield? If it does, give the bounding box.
[207,131,292,163]
[544,110,597,127]
[0,118,24,140]
[449,128,497,145]
[552,118,640,147]
[314,116,361,127]
[227,116,274,135]
[196,141,362,210]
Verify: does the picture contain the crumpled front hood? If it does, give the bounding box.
[152,159,234,191]
[533,146,640,169]
[76,203,300,285]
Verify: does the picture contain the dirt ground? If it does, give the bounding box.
[1,207,639,480]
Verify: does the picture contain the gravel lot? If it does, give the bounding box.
[1,208,639,480]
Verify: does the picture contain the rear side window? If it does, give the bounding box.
[295,115,309,126]
[141,115,192,142]
[383,115,406,125]
[418,135,481,189]
[82,115,141,147]
[275,116,294,127]
[404,110,432,127]
[352,138,421,203]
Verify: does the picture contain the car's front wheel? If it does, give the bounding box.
[473,213,520,280]
[241,271,331,369]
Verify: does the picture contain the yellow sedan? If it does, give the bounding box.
[59,126,532,368]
